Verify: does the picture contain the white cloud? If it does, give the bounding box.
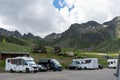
[0,0,68,37]
[64,0,75,8]
[59,0,120,24]
[0,0,120,38]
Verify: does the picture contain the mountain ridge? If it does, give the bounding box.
[0,16,120,52]
[44,16,120,52]
[0,27,41,40]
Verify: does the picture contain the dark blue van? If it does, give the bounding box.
[38,59,62,71]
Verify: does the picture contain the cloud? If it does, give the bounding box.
[0,0,120,37]
[60,0,120,24]
[0,0,70,37]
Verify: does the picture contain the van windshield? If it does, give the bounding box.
[26,60,36,65]
[51,59,60,65]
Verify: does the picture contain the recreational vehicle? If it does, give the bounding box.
[5,56,38,73]
[107,59,118,68]
[67,58,102,70]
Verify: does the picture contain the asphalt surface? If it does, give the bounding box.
[0,69,116,80]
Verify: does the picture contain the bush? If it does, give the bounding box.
[0,60,5,72]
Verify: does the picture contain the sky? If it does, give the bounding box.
[0,0,120,38]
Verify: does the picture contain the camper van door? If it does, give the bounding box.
[16,59,27,71]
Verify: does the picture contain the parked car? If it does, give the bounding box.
[37,65,47,72]
[66,64,78,70]
[38,59,62,71]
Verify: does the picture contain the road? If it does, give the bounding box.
[0,69,116,80]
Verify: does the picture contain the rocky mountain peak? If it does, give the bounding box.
[0,28,22,38]
[81,21,101,27]
[44,33,61,42]
[13,30,22,38]
[23,33,35,39]
[104,16,120,25]
[112,16,120,22]
[0,28,41,40]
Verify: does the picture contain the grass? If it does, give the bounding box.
[0,42,31,52]
[0,60,5,72]
[94,38,120,52]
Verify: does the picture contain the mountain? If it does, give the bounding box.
[0,28,42,45]
[103,16,120,37]
[44,33,61,42]
[1,16,120,52]
[0,28,42,40]
[54,21,111,49]
[0,28,22,38]
[23,33,41,40]
[44,17,120,52]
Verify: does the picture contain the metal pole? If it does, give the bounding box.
[116,54,120,80]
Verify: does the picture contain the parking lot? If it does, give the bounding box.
[0,69,116,80]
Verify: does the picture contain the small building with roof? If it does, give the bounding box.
[0,52,29,60]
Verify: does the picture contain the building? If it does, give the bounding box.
[0,52,29,60]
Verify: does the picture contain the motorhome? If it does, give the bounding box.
[38,59,62,71]
[67,58,100,70]
[107,59,118,68]
[5,56,38,73]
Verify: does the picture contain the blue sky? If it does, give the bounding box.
[53,0,65,10]
[53,0,74,12]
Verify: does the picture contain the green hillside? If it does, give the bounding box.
[0,42,31,52]
[94,38,120,53]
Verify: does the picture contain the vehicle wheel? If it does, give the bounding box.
[38,68,41,72]
[34,70,37,73]
[84,67,87,70]
[53,68,57,71]
[99,66,103,69]
[113,67,116,69]
[75,67,79,70]
[68,67,71,70]
[75,67,78,70]
[26,68,30,73]
[10,69,14,73]
[19,71,22,73]
[59,69,62,71]
[78,67,82,70]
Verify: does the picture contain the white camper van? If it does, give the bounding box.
[5,56,38,73]
[107,59,118,68]
[67,58,100,70]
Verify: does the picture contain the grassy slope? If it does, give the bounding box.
[94,38,120,52]
[0,41,32,52]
